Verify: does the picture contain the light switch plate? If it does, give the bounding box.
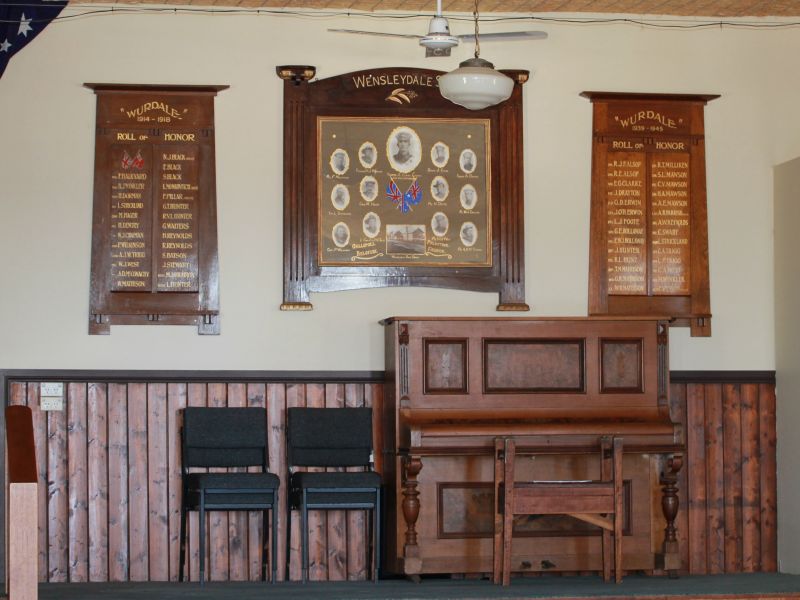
[40,382,64,397]
[40,396,63,411]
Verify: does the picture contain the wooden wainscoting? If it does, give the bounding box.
[669,372,777,574]
[2,370,777,582]
[4,374,383,583]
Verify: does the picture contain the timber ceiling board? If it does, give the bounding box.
[68,0,800,16]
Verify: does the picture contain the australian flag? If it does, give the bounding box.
[1,1,67,79]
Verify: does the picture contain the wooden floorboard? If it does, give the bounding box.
[29,573,800,600]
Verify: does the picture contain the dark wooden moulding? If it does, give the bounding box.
[583,92,718,337]
[381,316,683,579]
[277,65,529,311]
[86,84,227,335]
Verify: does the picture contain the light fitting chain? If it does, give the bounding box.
[473,0,480,58]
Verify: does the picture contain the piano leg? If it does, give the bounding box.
[658,453,684,577]
[402,455,424,577]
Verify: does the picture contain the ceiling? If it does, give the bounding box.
[68,0,800,17]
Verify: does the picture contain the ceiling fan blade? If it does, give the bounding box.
[328,28,422,40]
[425,46,452,58]
[457,31,548,42]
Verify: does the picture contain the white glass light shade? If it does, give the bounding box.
[438,57,514,110]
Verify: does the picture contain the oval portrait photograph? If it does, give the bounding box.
[430,142,450,168]
[332,222,351,248]
[460,184,478,210]
[358,141,377,169]
[330,149,350,175]
[459,148,477,174]
[431,176,449,202]
[460,221,478,247]
[362,212,381,239]
[386,126,422,174]
[330,184,350,211]
[431,212,449,238]
[360,176,379,202]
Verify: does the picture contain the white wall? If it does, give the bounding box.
[1,7,797,371]
[775,157,800,573]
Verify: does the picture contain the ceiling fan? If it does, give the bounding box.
[329,0,548,57]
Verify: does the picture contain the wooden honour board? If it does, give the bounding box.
[583,92,718,337]
[86,84,226,335]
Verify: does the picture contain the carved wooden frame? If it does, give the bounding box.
[277,65,528,311]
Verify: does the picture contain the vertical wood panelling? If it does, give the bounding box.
[704,383,725,574]
[186,383,206,582]
[107,383,129,582]
[147,384,169,581]
[759,383,778,571]
[722,384,742,572]
[87,383,109,582]
[684,383,707,574]
[740,384,761,572]
[167,383,187,582]
[46,387,68,582]
[207,383,229,581]
[325,383,347,581]
[306,383,327,581]
[246,383,266,581]
[128,383,149,581]
[345,383,367,580]
[67,383,88,582]
[672,379,778,576]
[226,383,248,581]
[266,383,287,581]
[7,375,776,582]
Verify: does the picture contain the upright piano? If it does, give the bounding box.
[381,317,682,578]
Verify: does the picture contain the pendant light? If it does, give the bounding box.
[438,0,514,110]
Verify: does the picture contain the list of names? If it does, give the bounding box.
[650,153,691,295]
[156,148,199,292]
[606,152,647,295]
[110,146,153,291]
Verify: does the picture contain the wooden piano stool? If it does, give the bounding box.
[493,437,624,585]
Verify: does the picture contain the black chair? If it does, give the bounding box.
[179,407,280,584]
[286,407,381,583]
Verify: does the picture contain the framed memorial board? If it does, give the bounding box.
[86,84,227,334]
[583,92,718,337]
[277,66,528,311]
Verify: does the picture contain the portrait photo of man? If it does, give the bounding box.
[330,149,349,175]
[360,176,378,202]
[386,126,421,174]
[431,142,450,168]
[332,222,351,248]
[460,184,478,210]
[460,221,477,247]
[431,212,449,237]
[431,176,449,202]
[330,184,350,211]
[359,142,377,169]
[363,212,381,238]
[459,149,476,174]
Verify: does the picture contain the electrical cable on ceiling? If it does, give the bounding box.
[3,2,800,29]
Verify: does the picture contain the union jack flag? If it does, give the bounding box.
[386,177,423,213]
[1,1,68,79]
[386,178,403,208]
